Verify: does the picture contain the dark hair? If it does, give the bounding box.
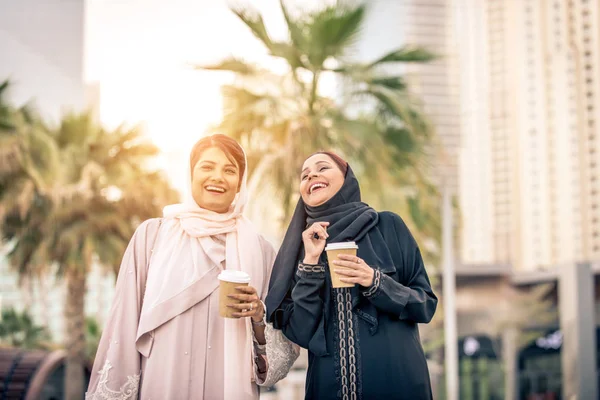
[309,151,348,176]
[190,134,246,180]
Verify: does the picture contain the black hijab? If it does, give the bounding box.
[266,164,395,354]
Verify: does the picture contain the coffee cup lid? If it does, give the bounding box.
[325,241,358,251]
[218,270,251,283]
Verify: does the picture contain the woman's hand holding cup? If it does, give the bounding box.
[332,254,374,287]
[302,222,330,264]
[227,285,264,322]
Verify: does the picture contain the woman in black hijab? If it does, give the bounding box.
[265,152,438,400]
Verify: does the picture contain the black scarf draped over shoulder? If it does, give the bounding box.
[265,166,396,356]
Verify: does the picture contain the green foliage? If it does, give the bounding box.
[0,307,52,349]
[85,316,102,361]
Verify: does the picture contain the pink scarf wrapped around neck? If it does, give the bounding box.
[136,157,266,400]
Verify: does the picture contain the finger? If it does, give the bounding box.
[338,254,362,264]
[309,223,329,235]
[305,231,328,241]
[227,293,257,302]
[227,303,254,310]
[235,286,257,295]
[309,226,329,239]
[231,310,256,318]
[340,277,362,284]
[332,260,361,269]
[333,268,358,277]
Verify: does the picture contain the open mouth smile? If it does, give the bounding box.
[205,185,226,194]
[309,182,328,194]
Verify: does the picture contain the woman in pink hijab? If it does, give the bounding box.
[86,134,297,400]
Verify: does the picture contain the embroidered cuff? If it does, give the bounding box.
[296,262,326,279]
[297,262,326,273]
[361,269,382,298]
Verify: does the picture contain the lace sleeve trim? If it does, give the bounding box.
[85,360,140,400]
[256,323,301,387]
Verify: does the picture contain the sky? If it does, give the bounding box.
[85,0,325,152]
[84,0,340,196]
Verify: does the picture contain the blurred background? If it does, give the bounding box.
[1,0,599,399]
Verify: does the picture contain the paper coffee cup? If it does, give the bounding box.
[218,270,251,318]
[325,242,359,288]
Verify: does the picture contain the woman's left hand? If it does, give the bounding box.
[227,285,264,322]
[332,254,375,287]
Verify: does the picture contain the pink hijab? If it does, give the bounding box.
[136,143,266,400]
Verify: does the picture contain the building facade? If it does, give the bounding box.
[358,0,600,271]
[0,0,87,122]
[455,0,600,270]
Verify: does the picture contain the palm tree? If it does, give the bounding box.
[0,84,56,302]
[0,81,58,224]
[1,111,179,399]
[195,1,441,259]
[0,307,52,349]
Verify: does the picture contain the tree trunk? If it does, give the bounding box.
[64,267,87,400]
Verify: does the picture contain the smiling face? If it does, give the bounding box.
[300,153,345,207]
[191,146,241,213]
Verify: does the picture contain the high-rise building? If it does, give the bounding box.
[358,0,600,271]
[455,0,600,270]
[0,0,87,121]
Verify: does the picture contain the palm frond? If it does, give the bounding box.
[0,80,15,132]
[0,135,22,176]
[305,4,365,66]
[369,46,437,67]
[193,57,258,75]
[368,76,407,91]
[231,5,273,48]
[279,0,308,51]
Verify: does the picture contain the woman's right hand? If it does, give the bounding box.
[302,222,330,264]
